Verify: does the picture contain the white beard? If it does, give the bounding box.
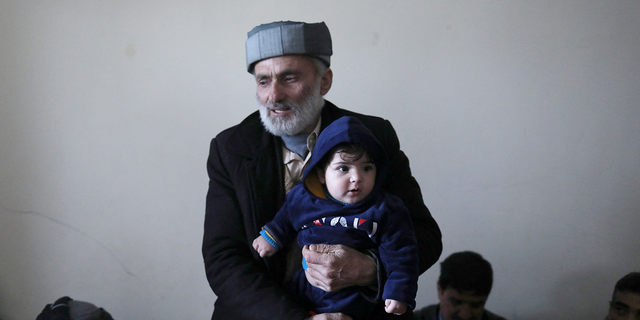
[257,82,324,136]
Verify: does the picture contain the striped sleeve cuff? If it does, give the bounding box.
[260,229,281,251]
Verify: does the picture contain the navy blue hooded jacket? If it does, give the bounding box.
[260,116,420,317]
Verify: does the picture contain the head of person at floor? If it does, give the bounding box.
[605,272,640,320]
[414,251,506,320]
[437,251,494,320]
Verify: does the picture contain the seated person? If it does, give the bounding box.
[605,272,640,320]
[414,251,507,320]
[253,116,419,319]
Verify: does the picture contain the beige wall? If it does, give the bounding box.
[1,1,639,319]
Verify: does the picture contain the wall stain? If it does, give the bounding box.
[124,44,136,59]
[0,203,136,277]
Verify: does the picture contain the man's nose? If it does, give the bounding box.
[267,81,285,103]
[457,305,473,320]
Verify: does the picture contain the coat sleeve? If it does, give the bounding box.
[377,119,443,273]
[375,197,419,310]
[202,137,308,320]
[262,200,298,251]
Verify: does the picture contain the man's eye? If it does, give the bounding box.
[285,76,296,82]
[615,307,629,316]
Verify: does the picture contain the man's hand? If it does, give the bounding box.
[302,244,376,292]
[307,313,352,320]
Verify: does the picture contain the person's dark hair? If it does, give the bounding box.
[612,272,640,299]
[317,143,373,170]
[438,251,493,296]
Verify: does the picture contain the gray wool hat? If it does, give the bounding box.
[245,21,332,73]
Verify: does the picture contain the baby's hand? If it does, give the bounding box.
[384,299,407,315]
[252,236,276,257]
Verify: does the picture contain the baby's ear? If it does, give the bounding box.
[316,167,326,184]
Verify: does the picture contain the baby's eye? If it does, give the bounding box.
[337,166,349,172]
[363,165,375,172]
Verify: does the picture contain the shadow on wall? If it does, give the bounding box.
[548,270,610,319]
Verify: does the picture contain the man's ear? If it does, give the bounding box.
[437,282,444,298]
[320,68,333,96]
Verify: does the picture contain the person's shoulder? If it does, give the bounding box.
[211,111,274,156]
[285,183,309,202]
[323,102,397,147]
[484,309,509,320]
[323,101,391,128]
[213,111,263,141]
[412,304,439,320]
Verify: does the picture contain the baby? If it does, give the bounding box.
[253,116,419,319]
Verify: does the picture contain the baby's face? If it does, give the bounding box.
[318,151,376,204]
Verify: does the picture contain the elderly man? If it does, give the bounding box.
[414,251,507,320]
[202,21,442,320]
[605,272,640,320]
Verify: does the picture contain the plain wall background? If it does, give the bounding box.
[1,1,639,319]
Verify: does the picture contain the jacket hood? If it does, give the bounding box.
[303,116,388,200]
